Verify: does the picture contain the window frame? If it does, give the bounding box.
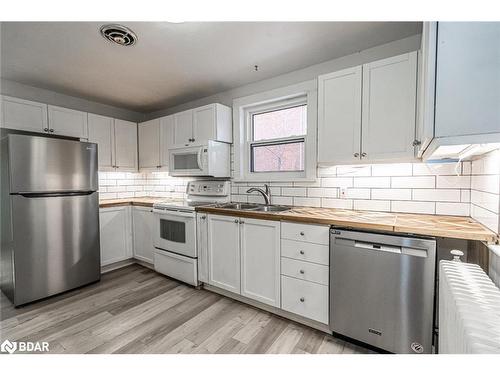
[233,80,318,182]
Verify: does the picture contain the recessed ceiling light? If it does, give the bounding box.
[100,24,137,47]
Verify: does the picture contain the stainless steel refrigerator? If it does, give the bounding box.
[1,134,100,306]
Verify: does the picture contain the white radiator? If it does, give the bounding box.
[439,260,500,354]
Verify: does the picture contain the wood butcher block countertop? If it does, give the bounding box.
[99,197,498,243]
[197,205,499,243]
[99,197,164,208]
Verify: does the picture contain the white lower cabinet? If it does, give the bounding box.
[240,218,280,307]
[281,275,329,324]
[207,214,241,294]
[132,206,155,264]
[280,221,330,325]
[206,214,281,308]
[99,206,133,266]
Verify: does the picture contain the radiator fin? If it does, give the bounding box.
[439,260,500,354]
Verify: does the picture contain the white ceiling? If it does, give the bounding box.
[1,22,421,113]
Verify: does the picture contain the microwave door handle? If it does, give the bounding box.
[197,147,204,169]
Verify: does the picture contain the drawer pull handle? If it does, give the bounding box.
[234,219,239,223]
[299,269,305,274]
[300,297,305,302]
[300,231,305,236]
[299,250,305,255]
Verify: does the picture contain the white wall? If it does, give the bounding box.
[0,79,145,122]
[144,35,421,120]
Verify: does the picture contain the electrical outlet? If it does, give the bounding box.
[340,188,347,198]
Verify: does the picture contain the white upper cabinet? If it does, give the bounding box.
[317,52,418,165]
[318,66,362,164]
[1,96,48,133]
[173,103,232,147]
[207,214,241,294]
[138,115,174,171]
[173,110,194,146]
[88,113,114,170]
[435,22,500,138]
[240,218,280,307]
[138,119,160,170]
[361,52,417,162]
[48,105,88,138]
[114,119,138,171]
[160,115,174,168]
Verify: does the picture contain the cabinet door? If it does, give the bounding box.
[138,119,160,170]
[159,115,174,169]
[240,218,280,307]
[193,104,216,145]
[173,110,193,146]
[197,213,209,283]
[1,96,48,133]
[207,214,240,294]
[435,22,500,137]
[99,207,132,266]
[318,66,362,164]
[132,207,154,264]
[114,119,138,171]
[88,113,114,170]
[48,105,88,138]
[361,52,417,162]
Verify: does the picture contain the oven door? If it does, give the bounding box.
[169,146,207,177]
[153,208,197,258]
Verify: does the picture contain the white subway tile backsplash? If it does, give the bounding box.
[471,205,499,233]
[371,188,411,201]
[321,177,353,188]
[391,176,435,188]
[412,163,460,176]
[353,199,391,212]
[436,202,470,216]
[281,187,307,197]
[307,187,338,198]
[293,197,321,207]
[353,177,390,188]
[413,189,461,202]
[335,165,371,177]
[345,188,371,199]
[322,198,353,209]
[436,175,471,189]
[391,201,435,214]
[471,175,500,194]
[471,190,500,214]
[271,196,293,206]
[461,190,471,203]
[371,163,412,176]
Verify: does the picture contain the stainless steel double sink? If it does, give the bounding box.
[217,202,290,213]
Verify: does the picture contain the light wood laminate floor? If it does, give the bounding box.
[0,264,373,354]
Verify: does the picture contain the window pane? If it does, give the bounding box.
[252,104,307,141]
[251,141,305,172]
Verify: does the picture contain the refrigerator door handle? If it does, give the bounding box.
[18,191,95,198]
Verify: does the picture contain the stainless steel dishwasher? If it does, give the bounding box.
[330,228,436,354]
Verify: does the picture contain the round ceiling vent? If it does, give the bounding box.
[100,24,137,46]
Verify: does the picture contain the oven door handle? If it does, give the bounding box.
[153,208,195,218]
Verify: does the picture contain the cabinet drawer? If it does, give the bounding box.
[281,239,329,265]
[281,222,329,245]
[281,257,329,286]
[281,275,329,324]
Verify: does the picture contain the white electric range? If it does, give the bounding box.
[152,180,230,286]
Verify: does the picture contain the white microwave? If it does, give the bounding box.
[169,140,231,177]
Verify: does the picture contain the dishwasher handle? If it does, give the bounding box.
[354,240,402,254]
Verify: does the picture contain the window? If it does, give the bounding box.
[250,104,307,173]
[233,80,318,181]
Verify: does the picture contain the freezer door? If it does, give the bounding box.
[11,192,100,305]
[8,134,98,193]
